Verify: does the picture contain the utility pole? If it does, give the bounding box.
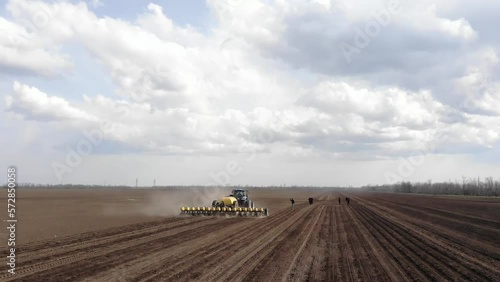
[136,178,138,188]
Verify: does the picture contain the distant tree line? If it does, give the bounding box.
[8,180,499,197]
[362,177,500,197]
[3,183,346,190]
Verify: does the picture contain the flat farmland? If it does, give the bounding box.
[0,189,499,281]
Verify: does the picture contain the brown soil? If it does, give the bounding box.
[1,189,499,281]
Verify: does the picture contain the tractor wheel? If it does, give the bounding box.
[212,200,218,207]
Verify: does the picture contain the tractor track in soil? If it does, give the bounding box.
[360,197,500,277]
[3,191,499,281]
[201,205,320,282]
[133,204,313,281]
[361,198,500,266]
[351,196,500,281]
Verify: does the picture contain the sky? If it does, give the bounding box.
[1,0,499,187]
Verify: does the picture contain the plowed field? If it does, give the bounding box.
[1,190,499,281]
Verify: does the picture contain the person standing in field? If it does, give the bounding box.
[346,197,350,205]
[308,197,313,205]
[290,198,295,209]
[338,197,341,205]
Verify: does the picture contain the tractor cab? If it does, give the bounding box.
[231,189,247,199]
[231,189,253,208]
